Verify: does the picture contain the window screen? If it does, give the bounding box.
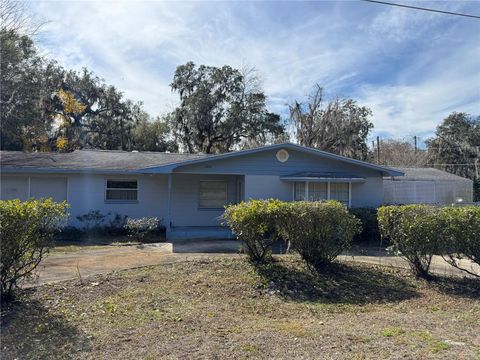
[106,180,138,201]
[330,182,349,205]
[294,182,306,201]
[308,182,328,201]
[199,181,227,208]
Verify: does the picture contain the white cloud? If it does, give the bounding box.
[30,0,479,139]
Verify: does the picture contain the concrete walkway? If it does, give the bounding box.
[26,240,479,287]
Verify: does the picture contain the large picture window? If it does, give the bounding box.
[199,181,227,209]
[106,180,138,201]
[293,181,350,206]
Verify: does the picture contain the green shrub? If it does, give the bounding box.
[278,201,361,270]
[378,205,439,278]
[124,217,160,242]
[349,208,381,245]
[223,199,282,263]
[76,210,109,234]
[438,206,480,277]
[0,199,69,298]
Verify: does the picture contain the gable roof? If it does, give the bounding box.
[142,143,404,176]
[0,143,403,176]
[385,167,473,182]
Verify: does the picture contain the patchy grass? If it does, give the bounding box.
[51,234,166,254]
[1,256,479,359]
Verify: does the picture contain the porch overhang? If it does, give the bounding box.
[280,172,366,183]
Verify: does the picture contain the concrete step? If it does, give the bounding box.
[167,227,234,240]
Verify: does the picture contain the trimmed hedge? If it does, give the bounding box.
[278,201,360,270]
[378,204,480,278]
[438,206,480,277]
[0,199,69,298]
[378,205,438,278]
[224,200,360,269]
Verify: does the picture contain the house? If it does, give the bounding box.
[0,143,403,239]
[384,167,474,205]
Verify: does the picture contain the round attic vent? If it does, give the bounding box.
[276,149,289,163]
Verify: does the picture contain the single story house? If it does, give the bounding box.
[1,143,403,239]
[384,167,474,205]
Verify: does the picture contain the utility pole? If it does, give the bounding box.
[414,135,417,154]
[376,136,380,164]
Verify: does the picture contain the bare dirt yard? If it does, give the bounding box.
[1,256,479,359]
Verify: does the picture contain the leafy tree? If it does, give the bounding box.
[0,26,163,153]
[289,84,373,160]
[49,68,143,151]
[426,112,480,201]
[169,62,285,153]
[0,29,54,150]
[130,112,178,152]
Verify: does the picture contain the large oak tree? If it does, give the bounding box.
[169,62,285,154]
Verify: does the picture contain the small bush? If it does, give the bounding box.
[76,210,109,234]
[278,201,361,271]
[124,217,160,242]
[223,199,282,263]
[107,213,128,236]
[378,205,439,278]
[438,206,480,277]
[349,207,381,245]
[0,199,69,298]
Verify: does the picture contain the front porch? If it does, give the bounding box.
[164,172,244,239]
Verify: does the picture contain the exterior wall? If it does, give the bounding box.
[170,174,239,227]
[66,173,168,227]
[244,175,293,201]
[175,148,385,208]
[383,179,473,205]
[351,177,384,208]
[1,173,168,227]
[1,175,29,200]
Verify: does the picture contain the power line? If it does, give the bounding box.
[362,0,480,19]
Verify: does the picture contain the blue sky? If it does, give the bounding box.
[31,1,480,143]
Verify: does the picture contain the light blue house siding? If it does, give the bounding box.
[172,148,385,208]
[1,144,403,238]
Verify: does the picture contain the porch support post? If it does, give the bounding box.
[305,181,309,201]
[348,182,352,208]
[166,173,172,232]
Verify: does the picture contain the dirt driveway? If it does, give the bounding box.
[27,240,478,287]
[28,241,241,287]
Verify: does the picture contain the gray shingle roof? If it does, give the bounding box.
[385,167,472,182]
[0,149,209,171]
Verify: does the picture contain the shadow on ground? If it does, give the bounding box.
[429,275,480,299]
[171,238,289,254]
[1,291,91,359]
[256,259,419,305]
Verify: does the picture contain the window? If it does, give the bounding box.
[308,182,328,201]
[330,182,349,205]
[294,182,306,201]
[199,181,227,209]
[293,181,350,206]
[106,180,138,201]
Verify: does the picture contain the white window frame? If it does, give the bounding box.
[293,181,351,207]
[198,180,228,210]
[105,178,138,202]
